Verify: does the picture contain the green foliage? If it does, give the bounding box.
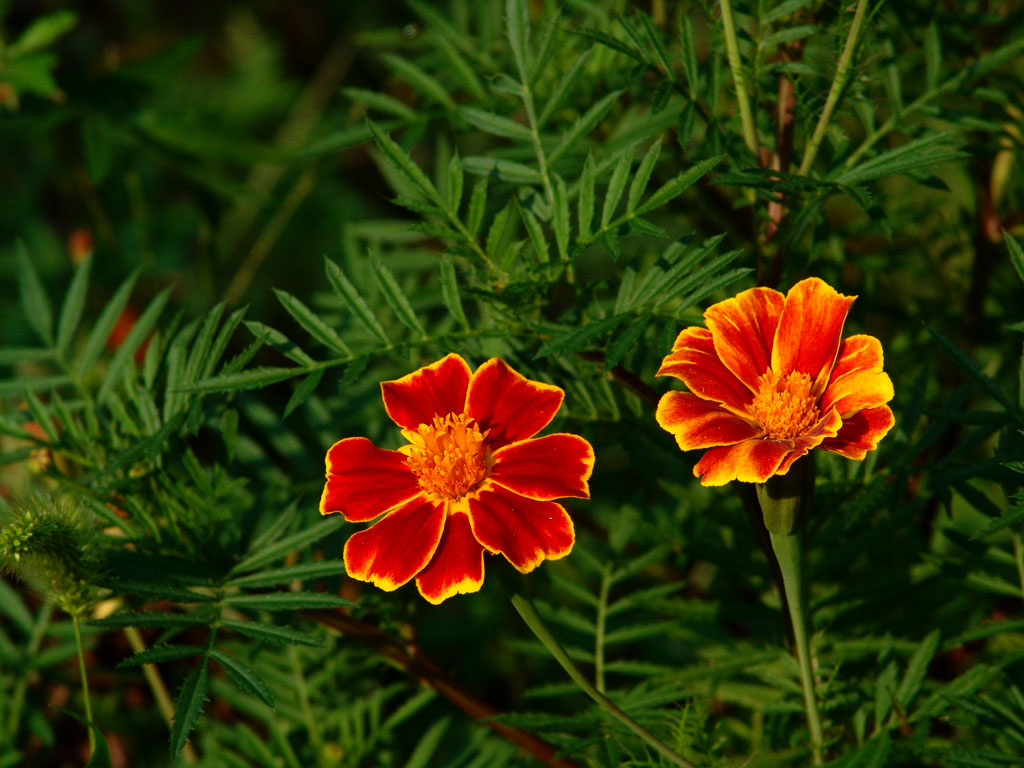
[3,0,1024,766]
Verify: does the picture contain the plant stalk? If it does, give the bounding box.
[770,532,824,764]
[797,0,870,176]
[719,0,760,159]
[509,592,698,768]
[72,614,96,756]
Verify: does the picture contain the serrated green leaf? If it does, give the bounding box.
[538,47,595,127]
[379,52,455,110]
[927,325,1013,411]
[283,369,324,419]
[1005,231,1024,286]
[8,10,77,57]
[117,644,204,668]
[605,315,650,369]
[170,657,208,759]
[836,133,965,186]
[636,155,722,215]
[342,87,416,120]
[896,629,940,713]
[209,650,274,707]
[971,505,1024,539]
[366,121,443,206]
[372,255,426,337]
[56,255,92,359]
[273,289,350,355]
[180,366,300,394]
[536,314,628,359]
[78,270,139,378]
[224,591,352,611]
[232,515,345,575]
[578,151,596,239]
[521,207,549,264]
[552,174,569,260]
[627,139,661,212]
[445,153,463,213]
[244,321,315,366]
[90,611,211,629]
[601,151,632,227]
[434,34,488,102]
[324,257,390,344]
[226,560,349,589]
[924,22,941,91]
[462,156,542,184]
[16,242,53,347]
[219,619,324,647]
[459,107,532,141]
[439,255,469,329]
[678,15,699,98]
[506,0,529,79]
[467,178,488,237]
[548,90,622,165]
[97,287,172,402]
[402,716,450,768]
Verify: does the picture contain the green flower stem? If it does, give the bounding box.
[719,0,760,159]
[769,532,824,765]
[72,614,96,756]
[796,0,870,176]
[509,592,698,768]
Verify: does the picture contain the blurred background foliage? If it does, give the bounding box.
[1,0,1024,766]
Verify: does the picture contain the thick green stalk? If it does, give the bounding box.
[509,592,698,768]
[797,0,870,176]
[719,0,760,158]
[770,532,824,764]
[72,614,96,755]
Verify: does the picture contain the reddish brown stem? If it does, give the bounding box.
[303,610,582,768]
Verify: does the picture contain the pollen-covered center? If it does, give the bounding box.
[751,370,820,439]
[401,413,489,500]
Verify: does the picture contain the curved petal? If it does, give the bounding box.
[467,358,564,448]
[490,434,594,501]
[415,511,486,604]
[381,353,472,430]
[320,438,421,522]
[656,391,762,451]
[772,278,856,395]
[820,406,895,460]
[704,286,786,392]
[774,408,844,476]
[656,327,755,414]
[820,334,894,416]
[343,496,446,591]
[468,484,574,573]
[693,438,796,486]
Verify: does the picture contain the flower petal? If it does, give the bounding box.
[656,391,762,450]
[467,358,564,448]
[468,484,574,573]
[693,438,797,486]
[381,353,472,429]
[343,496,446,591]
[704,287,786,392]
[820,334,894,416]
[774,408,844,476]
[656,327,755,414]
[415,511,486,604]
[320,438,421,522]
[771,278,856,394]
[820,406,895,460]
[490,434,594,501]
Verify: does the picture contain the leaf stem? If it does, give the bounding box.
[769,532,824,764]
[797,0,870,176]
[719,0,760,159]
[595,567,610,694]
[509,591,698,768]
[72,614,96,756]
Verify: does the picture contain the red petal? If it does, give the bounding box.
[467,358,564,448]
[320,438,421,522]
[381,353,472,429]
[468,484,574,573]
[656,391,762,450]
[704,287,786,392]
[693,438,796,486]
[772,278,856,395]
[657,327,755,414]
[343,496,445,591]
[774,408,844,475]
[415,511,486,604]
[490,434,594,500]
[820,334,894,416]
[820,406,895,460]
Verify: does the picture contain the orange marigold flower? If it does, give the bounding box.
[656,277,895,486]
[320,354,594,604]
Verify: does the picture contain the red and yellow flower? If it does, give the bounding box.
[656,277,894,486]
[320,354,594,604]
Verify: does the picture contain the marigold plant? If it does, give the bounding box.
[656,277,895,485]
[320,353,594,604]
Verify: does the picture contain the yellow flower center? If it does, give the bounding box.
[401,413,489,500]
[751,371,820,439]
